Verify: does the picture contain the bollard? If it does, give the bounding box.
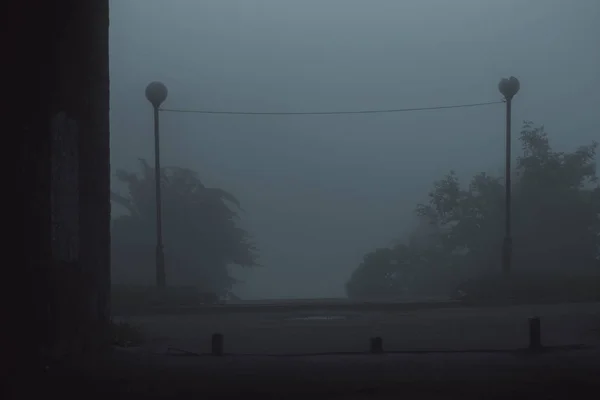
[211,333,224,356]
[528,317,542,351]
[370,337,383,354]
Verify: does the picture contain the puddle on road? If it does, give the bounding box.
[286,316,348,321]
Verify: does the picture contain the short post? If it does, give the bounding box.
[212,333,224,356]
[370,337,383,354]
[528,317,541,351]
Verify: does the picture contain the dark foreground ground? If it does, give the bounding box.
[15,302,600,399]
[22,347,600,399]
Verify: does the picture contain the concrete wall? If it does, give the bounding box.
[9,0,110,372]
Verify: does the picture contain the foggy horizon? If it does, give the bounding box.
[108,0,600,299]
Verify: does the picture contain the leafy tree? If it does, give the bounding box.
[346,248,403,300]
[347,122,599,300]
[111,159,259,296]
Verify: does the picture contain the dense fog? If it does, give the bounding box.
[109,0,600,300]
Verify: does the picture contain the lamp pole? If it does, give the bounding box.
[498,76,520,275]
[145,81,168,289]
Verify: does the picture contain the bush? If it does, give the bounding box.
[110,321,144,347]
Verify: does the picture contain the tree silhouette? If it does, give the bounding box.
[347,122,599,300]
[111,159,259,296]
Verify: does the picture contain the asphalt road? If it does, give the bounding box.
[41,346,600,398]
[35,302,600,398]
[115,302,600,355]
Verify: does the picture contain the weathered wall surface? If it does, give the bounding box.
[8,0,110,372]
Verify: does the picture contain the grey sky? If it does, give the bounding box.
[109,0,600,298]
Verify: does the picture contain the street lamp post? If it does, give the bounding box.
[145,81,168,289]
[498,76,520,275]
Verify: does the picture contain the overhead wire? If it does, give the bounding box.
[159,99,505,116]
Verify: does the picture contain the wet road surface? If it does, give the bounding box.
[115,302,600,355]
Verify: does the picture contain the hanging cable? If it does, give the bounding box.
[159,99,505,116]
